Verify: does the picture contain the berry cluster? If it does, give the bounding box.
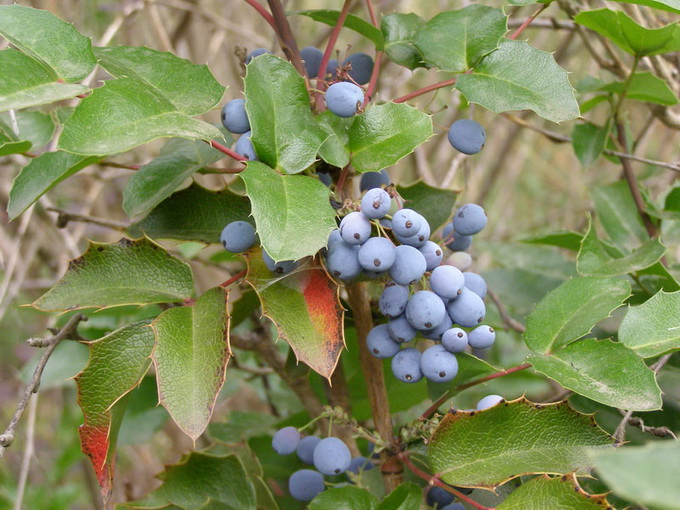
[271,427,374,502]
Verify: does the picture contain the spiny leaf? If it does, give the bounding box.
[496,473,614,509]
[381,13,426,70]
[291,10,384,49]
[397,180,457,232]
[619,290,680,358]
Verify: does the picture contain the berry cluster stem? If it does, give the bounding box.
[315,0,353,106]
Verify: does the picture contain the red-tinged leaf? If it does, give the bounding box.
[246,250,344,380]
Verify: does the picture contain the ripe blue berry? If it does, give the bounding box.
[453,204,487,235]
[358,237,395,271]
[422,312,452,341]
[318,171,332,187]
[288,469,325,501]
[430,265,465,300]
[379,283,409,318]
[367,324,400,358]
[389,245,427,286]
[272,426,300,455]
[326,241,361,280]
[340,211,372,245]
[392,209,422,237]
[447,288,486,328]
[391,348,423,383]
[442,328,468,353]
[395,220,430,248]
[361,188,391,219]
[313,437,352,475]
[464,272,487,299]
[468,325,495,349]
[220,221,256,253]
[342,52,374,85]
[442,223,472,251]
[235,130,257,160]
[448,119,486,155]
[346,456,374,474]
[326,82,364,118]
[327,229,343,250]
[360,170,390,191]
[387,315,417,343]
[421,344,458,383]
[427,486,455,508]
[477,394,503,410]
[405,290,446,330]
[301,46,323,77]
[419,241,443,271]
[297,435,321,465]
[262,250,298,275]
[221,99,250,134]
[246,48,271,64]
[327,58,339,79]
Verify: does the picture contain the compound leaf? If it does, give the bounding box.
[619,290,680,358]
[381,13,426,70]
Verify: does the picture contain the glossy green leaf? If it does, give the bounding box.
[316,111,351,168]
[244,55,327,174]
[309,486,378,510]
[59,78,222,156]
[520,231,583,251]
[0,132,31,156]
[0,110,55,155]
[590,441,680,510]
[94,46,225,115]
[427,353,499,401]
[75,320,155,501]
[246,250,344,380]
[428,397,615,488]
[610,0,680,14]
[415,5,507,72]
[0,4,96,82]
[575,9,680,56]
[0,49,89,113]
[240,161,336,262]
[592,181,648,250]
[349,102,432,173]
[456,41,580,123]
[292,10,384,50]
[33,237,195,311]
[397,181,457,232]
[117,376,168,446]
[381,13,426,70]
[8,151,100,220]
[528,339,662,411]
[152,287,229,440]
[496,474,613,510]
[572,122,610,167]
[128,183,252,244]
[619,290,680,358]
[524,277,631,354]
[599,72,678,106]
[377,482,422,510]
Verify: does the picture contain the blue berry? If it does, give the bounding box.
[477,394,503,410]
[326,82,364,118]
[405,290,446,330]
[427,486,454,508]
[395,220,430,248]
[447,288,486,328]
[297,435,321,465]
[318,171,332,187]
[272,426,300,455]
[422,312,452,341]
[448,119,486,155]
[391,348,423,383]
[360,170,390,191]
[313,437,352,475]
[442,328,468,353]
[326,241,361,280]
[442,223,472,251]
[246,48,271,64]
[419,241,444,271]
[389,245,427,286]
[340,211,372,245]
[358,237,395,272]
[342,52,374,85]
[235,130,257,160]
[327,229,343,250]
[220,221,256,253]
[326,58,339,79]
[421,344,458,383]
[392,209,422,237]
[361,188,391,219]
[221,99,250,134]
[288,469,325,501]
[387,315,417,343]
[346,456,374,474]
[367,324,401,358]
[453,204,487,236]
[379,283,409,318]
[301,46,323,77]
[468,325,495,349]
[463,272,487,299]
[430,265,465,300]
[262,250,298,275]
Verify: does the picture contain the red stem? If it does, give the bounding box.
[243,0,276,30]
[508,3,549,40]
[316,0,353,93]
[393,78,457,104]
[208,140,248,163]
[365,0,379,27]
[363,51,383,107]
[220,269,247,288]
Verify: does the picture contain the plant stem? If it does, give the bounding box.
[326,361,360,455]
[363,51,383,107]
[316,0,353,99]
[219,269,247,288]
[393,78,457,104]
[243,0,276,30]
[208,140,248,162]
[365,0,378,26]
[508,3,549,40]
[266,0,306,77]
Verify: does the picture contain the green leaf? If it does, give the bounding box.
[381,13,426,70]
[349,102,432,173]
[524,276,631,354]
[8,151,100,220]
[574,9,680,57]
[590,441,680,510]
[428,397,615,488]
[0,132,31,156]
[456,40,580,123]
[59,78,222,156]
[128,183,252,244]
[117,376,168,446]
[208,412,277,444]
[610,0,680,14]
[377,482,422,510]
[244,55,327,174]
[240,161,336,261]
[619,290,680,358]
[0,4,96,82]
[579,95,610,114]
[93,46,225,115]
[528,339,662,411]
[519,231,583,251]
[75,320,155,501]
[310,486,379,510]
[316,111,351,168]
[292,10,384,50]
[592,181,648,251]
[599,72,678,106]
[496,474,614,510]
[427,353,499,401]
[152,287,229,441]
[246,251,344,380]
[414,5,507,72]
[0,49,89,113]
[396,181,457,232]
[33,237,195,311]
[572,122,610,167]
[0,110,55,155]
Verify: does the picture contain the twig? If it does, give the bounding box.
[316,0,353,96]
[363,51,383,107]
[46,208,129,231]
[207,140,248,162]
[266,0,306,77]
[487,288,526,334]
[243,0,276,30]
[13,393,37,510]
[509,3,549,40]
[231,357,274,375]
[219,269,247,288]
[393,78,457,104]
[365,0,378,27]
[147,2,175,53]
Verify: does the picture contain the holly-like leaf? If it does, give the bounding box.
[520,231,583,251]
[496,474,613,510]
[456,40,580,123]
[8,151,100,220]
[381,13,426,70]
[592,181,649,251]
[316,111,351,168]
[527,339,662,411]
[524,277,631,354]
[0,4,96,82]
[292,10,384,50]
[414,5,507,72]
[309,486,378,510]
[246,250,344,380]
[152,287,230,441]
[610,0,680,14]
[428,398,615,488]
[349,102,432,173]
[619,290,680,358]
[240,161,336,262]
[59,78,222,156]
[33,237,195,311]
[93,46,225,115]
[575,9,680,56]
[572,122,611,167]
[377,483,422,510]
[590,441,680,510]
[397,180,457,232]
[75,321,155,502]
[599,72,678,106]
[244,55,327,174]
[0,49,89,113]
[0,110,56,155]
[128,183,252,244]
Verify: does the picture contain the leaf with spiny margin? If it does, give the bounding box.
[292,10,384,50]
[244,55,326,174]
[619,290,680,358]
[524,277,631,354]
[397,180,457,232]
[572,122,611,168]
[611,0,680,14]
[520,231,583,251]
[590,441,680,510]
[240,161,336,262]
[75,320,155,502]
[377,482,422,510]
[152,287,230,441]
[309,486,378,509]
[381,13,426,70]
[427,353,499,401]
[456,40,580,123]
[0,49,89,113]
[316,111,351,168]
[414,5,507,72]
[8,151,100,220]
[592,181,648,251]
[0,4,96,82]
[527,339,662,411]
[59,78,222,156]
[575,9,680,57]
[0,110,55,156]
[33,237,195,311]
[128,183,252,244]
[599,72,678,106]
[496,474,613,509]
[93,46,225,116]
[246,250,344,380]
[349,102,432,173]
[428,397,615,489]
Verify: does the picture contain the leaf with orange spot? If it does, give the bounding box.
[246,250,344,379]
